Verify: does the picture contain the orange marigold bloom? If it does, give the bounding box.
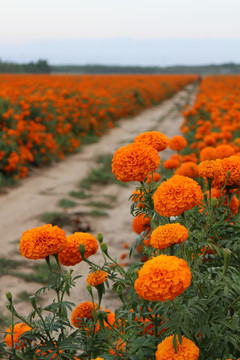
[58,232,98,266]
[213,155,240,188]
[182,153,198,163]
[19,224,66,260]
[215,144,235,159]
[198,160,222,179]
[146,172,161,183]
[112,143,160,182]
[169,135,187,151]
[86,270,108,287]
[153,175,203,217]
[155,335,199,360]
[134,131,169,152]
[134,255,191,301]
[91,358,104,360]
[5,323,32,349]
[150,223,188,250]
[163,159,180,170]
[174,161,199,178]
[204,134,217,146]
[132,214,151,234]
[71,301,99,327]
[199,146,217,162]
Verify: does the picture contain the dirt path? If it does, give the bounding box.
[0,84,197,321]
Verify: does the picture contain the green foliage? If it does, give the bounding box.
[57,198,78,208]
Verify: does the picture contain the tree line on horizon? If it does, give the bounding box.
[1,59,240,74]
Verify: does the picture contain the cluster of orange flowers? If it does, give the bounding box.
[0,74,196,180]
[19,225,98,264]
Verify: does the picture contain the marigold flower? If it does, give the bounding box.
[213,156,240,188]
[150,223,188,250]
[91,358,104,360]
[155,335,199,360]
[19,224,66,260]
[199,146,217,161]
[182,153,198,163]
[134,255,191,301]
[146,172,161,183]
[58,232,98,266]
[198,159,222,179]
[5,323,32,349]
[153,175,203,217]
[169,135,187,151]
[132,214,151,234]
[112,143,160,182]
[87,270,108,287]
[215,144,235,159]
[174,161,199,178]
[71,301,99,327]
[134,131,169,151]
[163,159,180,170]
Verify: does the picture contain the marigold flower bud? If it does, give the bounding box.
[210,197,218,207]
[6,292,12,302]
[101,242,108,254]
[79,243,86,257]
[97,233,104,243]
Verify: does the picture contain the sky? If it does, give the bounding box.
[1,0,240,65]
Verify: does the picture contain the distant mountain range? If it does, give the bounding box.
[1,38,240,66]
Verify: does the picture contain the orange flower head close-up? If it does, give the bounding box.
[134,131,169,152]
[58,232,98,266]
[112,142,160,182]
[5,323,32,349]
[198,159,222,179]
[134,254,191,302]
[153,175,203,217]
[71,301,99,328]
[174,161,199,178]
[132,214,151,235]
[86,270,108,287]
[150,223,188,250]
[19,224,67,260]
[155,335,199,360]
[169,135,187,151]
[213,155,240,188]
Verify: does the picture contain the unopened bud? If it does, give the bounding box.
[6,292,12,302]
[101,242,108,254]
[79,244,86,257]
[97,233,103,243]
[86,284,92,293]
[210,197,218,207]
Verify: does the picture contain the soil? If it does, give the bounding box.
[0,84,197,326]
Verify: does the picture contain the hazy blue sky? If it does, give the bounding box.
[1,0,240,65]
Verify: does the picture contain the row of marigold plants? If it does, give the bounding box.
[0,73,196,183]
[1,75,240,360]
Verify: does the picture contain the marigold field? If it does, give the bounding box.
[0,74,195,183]
[1,75,240,360]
